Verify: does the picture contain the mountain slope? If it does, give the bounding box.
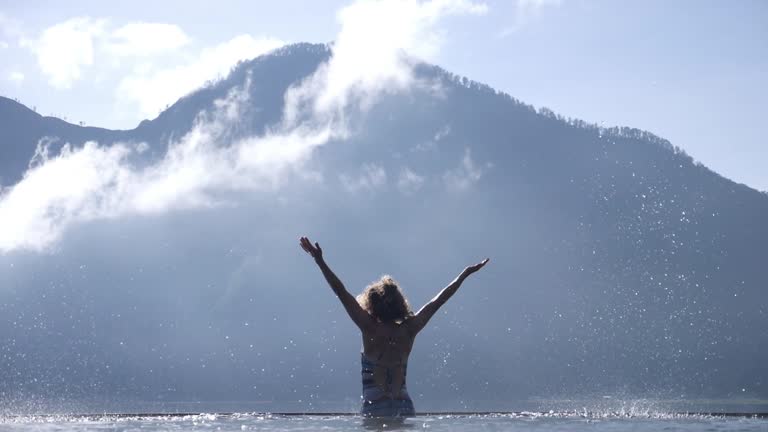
[0,43,766,410]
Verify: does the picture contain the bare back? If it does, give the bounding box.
[361,321,416,400]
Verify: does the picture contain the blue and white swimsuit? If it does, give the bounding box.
[360,353,415,417]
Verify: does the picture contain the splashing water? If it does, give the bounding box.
[1,411,766,432]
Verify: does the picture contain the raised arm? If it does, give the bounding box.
[408,258,489,335]
[299,236,373,331]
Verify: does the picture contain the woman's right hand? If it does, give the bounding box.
[462,258,489,278]
[299,236,323,260]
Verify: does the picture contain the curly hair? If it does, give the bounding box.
[357,275,414,323]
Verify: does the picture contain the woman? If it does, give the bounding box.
[299,236,489,417]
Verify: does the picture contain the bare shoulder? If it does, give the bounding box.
[363,321,408,339]
[403,311,429,336]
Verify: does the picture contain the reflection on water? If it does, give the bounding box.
[361,416,416,431]
[1,412,766,432]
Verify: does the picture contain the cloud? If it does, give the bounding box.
[8,71,25,84]
[22,17,106,89]
[443,148,489,190]
[284,0,487,124]
[410,125,451,153]
[499,0,561,37]
[434,124,451,141]
[22,0,487,122]
[0,41,8,49]
[116,34,285,119]
[397,168,425,194]
[0,0,487,253]
[0,140,134,251]
[0,80,331,252]
[105,22,190,57]
[340,163,388,193]
[22,17,265,99]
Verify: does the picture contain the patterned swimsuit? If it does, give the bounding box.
[360,353,415,417]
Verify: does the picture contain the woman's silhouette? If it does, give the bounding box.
[299,236,489,417]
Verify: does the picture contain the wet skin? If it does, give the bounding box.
[361,320,414,399]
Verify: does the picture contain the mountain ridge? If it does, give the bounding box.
[1,42,766,405]
[1,42,764,195]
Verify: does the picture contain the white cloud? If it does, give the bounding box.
[434,124,451,141]
[410,125,450,152]
[340,163,388,193]
[397,167,425,194]
[443,148,488,190]
[411,140,436,153]
[284,0,487,124]
[499,0,561,37]
[0,41,8,49]
[0,139,133,251]
[24,17,106,89]
[22,17,247,97]
[116,34,285,119]
[22,0,486,122]
[106,22,190,57]
[0,0,486,253]
[0,80,331,252]
[8,71,25,84]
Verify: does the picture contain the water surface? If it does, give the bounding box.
[2,412,766,432]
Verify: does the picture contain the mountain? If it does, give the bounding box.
[1,43,766,413]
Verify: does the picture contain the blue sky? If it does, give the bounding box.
[1,0,766,191]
